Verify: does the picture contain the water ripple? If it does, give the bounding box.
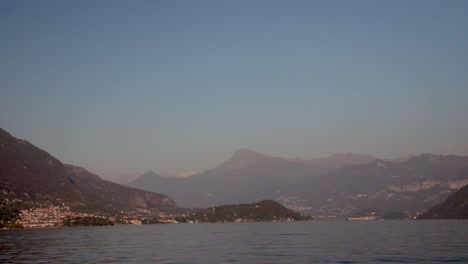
[1,221,467,263]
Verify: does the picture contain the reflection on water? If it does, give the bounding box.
[1,220,467,263]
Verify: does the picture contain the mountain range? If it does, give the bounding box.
[128,149,468,218]
[273,155,468,217]
[2,127,467,219]
[0,128,176,214]
[127,148,373,208]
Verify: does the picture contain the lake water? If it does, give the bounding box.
[1,220,467,263]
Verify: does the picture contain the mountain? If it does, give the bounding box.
[214,148,274,172]
[418,180,468,219]
[127,149,377,208]
[0,128,177,213]
[129,170,165,186]
[104,173,141,185]
[274,154,468,218]
[128,148,329,208]
[5,126,465,219]
[63,165,176,212]
[301,152,376,169]
[391,155,415,163]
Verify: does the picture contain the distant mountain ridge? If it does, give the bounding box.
[274,154,468,217]
[0,128,177,213]
[297,152,376,169]
[127,149,379,208]
[103,172,142,185]
[128,148,331,207]
[128,148,468,218]
[215,148,275,171]
[4,126,467,219]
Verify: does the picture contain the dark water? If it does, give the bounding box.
[1,220,467,263]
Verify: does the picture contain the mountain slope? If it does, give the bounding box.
[214,148,274,172]
[275,155,468,218]
[418,180,468,219]
[0,128,177,213]
[127,149,377,208]
[64,165,176,212]
[128,148,330,208]
[302,152,376,169]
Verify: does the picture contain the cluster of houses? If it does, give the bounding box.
[19,204,73,228]
[17,204,180,228]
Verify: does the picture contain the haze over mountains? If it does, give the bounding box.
[274,155,468,217]
[2,126,468,219]
[127,149,373,208]
[127,148,468,217]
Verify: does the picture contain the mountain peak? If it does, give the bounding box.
[232,148,264,158]
[140,170,163,179]
[406,153,468,166]
[409,153,451,163]
[217,148,271,171]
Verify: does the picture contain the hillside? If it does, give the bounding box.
[274,155,468,218]
[127,149,378,208]
[182,200,308,223]
[300,152,376,169]
[63,164,176,213]
[5,124,465,220]
[127,147,468,217]
[418,181,468,219]
[127,148,333,208]
[0,128,177,214]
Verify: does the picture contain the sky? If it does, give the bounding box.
[1,0,468,178]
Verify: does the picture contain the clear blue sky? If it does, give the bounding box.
[1,0,468,178]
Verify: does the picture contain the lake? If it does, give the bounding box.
[1,220,467,263]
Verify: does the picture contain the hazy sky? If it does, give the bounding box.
[1,0,468,178]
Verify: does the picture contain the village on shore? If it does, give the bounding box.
[1,198,310,229]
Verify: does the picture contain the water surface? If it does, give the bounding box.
[1,220,467,263]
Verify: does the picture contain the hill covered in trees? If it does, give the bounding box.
[179,200,312,223]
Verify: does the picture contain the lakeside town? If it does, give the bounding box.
[0,198,181,229]
[1,198,310,229]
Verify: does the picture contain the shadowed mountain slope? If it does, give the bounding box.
[0,128,177,213]
[419,179,468,219]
